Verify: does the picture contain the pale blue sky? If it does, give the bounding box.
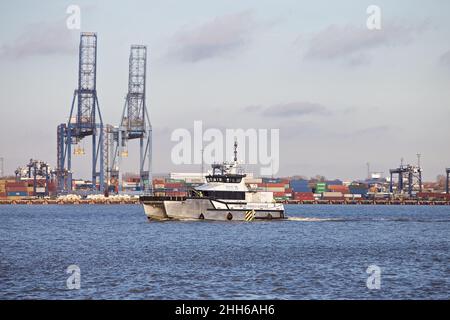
[1,0,450,180]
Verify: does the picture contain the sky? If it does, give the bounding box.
[0,0,449,181]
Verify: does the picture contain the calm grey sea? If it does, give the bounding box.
[0,204,449,299]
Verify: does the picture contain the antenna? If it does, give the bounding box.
[234,139,238,163]
[366,162,370,179]
[271,159,274,179]
[416,153,421,168]
[201,148,204,177]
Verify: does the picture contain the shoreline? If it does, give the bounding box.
[0,199,449,205]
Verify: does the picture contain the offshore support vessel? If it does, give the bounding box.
[139,142,285,221]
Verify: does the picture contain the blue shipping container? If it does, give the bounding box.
[349,187,368,195]
[262,178,283,183]
[7,191,28,196]
[326,180,343,186]
[290,180,312,192]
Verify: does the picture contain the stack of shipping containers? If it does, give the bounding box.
[258,178,291,202]
[349,183,368,197]
[0,180,6,199]
[164,179,187,197]
[290,179,314,201]
[315,182,327,195]
[5,181,28,199]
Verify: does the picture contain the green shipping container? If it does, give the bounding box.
[315,182,327,192]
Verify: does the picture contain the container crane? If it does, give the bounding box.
[110,45,152,192]
[57,32,105,193]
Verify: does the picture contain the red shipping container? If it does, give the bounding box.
[6,182,27,188]
[293,192,315,200]
[328,185,349,193]
[165,183,185,188]
[6,187,28,192]
[257,183,286,188]
[418,192,450,200]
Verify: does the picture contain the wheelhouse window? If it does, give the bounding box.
[203,191,245,200]
[206,175,243,183]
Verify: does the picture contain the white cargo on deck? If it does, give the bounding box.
[245,191,274,203]
[244,177,262,184]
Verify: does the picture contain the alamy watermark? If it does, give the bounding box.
[66,4,81,30]
[171,121,280,175]
[366,5,381,30]
[366,264,381,290]
[66,264,81,290]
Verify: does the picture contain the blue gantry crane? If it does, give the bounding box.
[110,45,152,192]
[57,32,105,193]
[389,162,422,197]
[446,168,450,194]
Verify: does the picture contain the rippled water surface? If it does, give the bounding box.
[1,204,449,299]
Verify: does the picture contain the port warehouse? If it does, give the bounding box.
[1,172,450,204]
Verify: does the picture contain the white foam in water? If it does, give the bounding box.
[287,217,343,222]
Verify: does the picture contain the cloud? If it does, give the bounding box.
[166,11,258,62]
[302,21,429,64]
[243,105,264,112]
[0,20,77,59]
[258,102,329,117]
[352,125,392,136]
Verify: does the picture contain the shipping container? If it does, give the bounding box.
[290,179,312,192]
[7,191,28,197]
[344,194,362,199]
[257,183,286,188]
[316,182,326,187]
[417,192,450,200]
[328,185,350,193]
[273,192,290,197]
[260,187,285,193]
[262,178,283,183]
[293,192,315,200]
[7,196,26,200]
[36,187,46,193]
[315,182,327,192]
[349,185,368,195]
[326,180,343,186]
[165,179,185,183]
[6,181,27,188]
[322,192,343,198]
[6,187,28,192]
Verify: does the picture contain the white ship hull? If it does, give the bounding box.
[141,196,285,221]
